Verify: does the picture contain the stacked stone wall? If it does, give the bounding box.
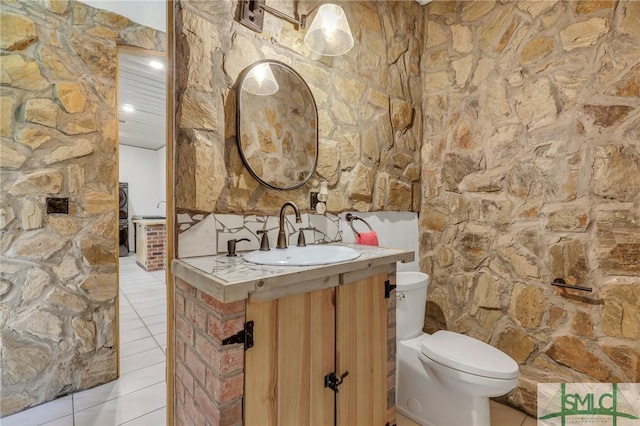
[174,0,423,217]
[0,0,165,416]
[420,0,640,416]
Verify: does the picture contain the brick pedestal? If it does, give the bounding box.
[141,224,166,271]
[174,278,246,426]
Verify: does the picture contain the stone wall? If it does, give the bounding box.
[420,0,640,416]
[0,0,165,416]
[174,0,423,217]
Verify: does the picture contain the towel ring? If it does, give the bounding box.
[345,213,373,237]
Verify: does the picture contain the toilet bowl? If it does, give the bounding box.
[395,272,519,426]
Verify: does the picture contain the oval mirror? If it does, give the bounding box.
[237,60,318,190]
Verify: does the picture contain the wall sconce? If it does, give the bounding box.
[240,1,354,56]
[242,62,279,96]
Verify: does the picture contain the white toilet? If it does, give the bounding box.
[396,271,520,426]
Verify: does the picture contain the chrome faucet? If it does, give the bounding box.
[156,200,166,208]
[277,201,302,249]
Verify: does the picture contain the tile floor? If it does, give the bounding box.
[4,255,536,426]
[397,400,536,426]
[2,255,168,426]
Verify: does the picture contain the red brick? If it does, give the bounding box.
[219,398,243,426]
[387,372,395,391]
[195,333,217,364]
[175,335,185,359]
[175,400,186,425]
[176,278,196,296]
[217,347,244,375]
[175,374,186,403]
[175,293,185,315]
[194,333,243,372]
[387,323,396,340]
[183,391,205,425]
[176,360,194,396]
[185,345,205,385]
[194,383,221,425]
[206,369,244,403]
[207,314,245,344]
[175,315,194,345]
[197,291,245,315]
[186,300,207,331]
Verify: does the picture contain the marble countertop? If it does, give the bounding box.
[171,243,414,303]
[132,218,166,226]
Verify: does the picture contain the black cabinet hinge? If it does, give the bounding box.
[222,320,254,351]
[385,280,396,299]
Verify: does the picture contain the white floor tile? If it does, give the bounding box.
[73,363,166,412]
[73,382,166,426]
[40,414,74,426]
[1,395,72,426]
[126,294,165,305]
[135,305,166,318]
[120,406,166,425]
[153,332,167,348]
[120,327,152,344]
[120,348,166,375]
[140,313,166,326]
[146,322,167,336]
[119,311,140,323]
[120,336,160,358]
[121,283,163,294]
[125,286,165,296]
[131,298,166,311]
[120,318,146,332]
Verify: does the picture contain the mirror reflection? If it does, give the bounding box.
[237,60,318,190]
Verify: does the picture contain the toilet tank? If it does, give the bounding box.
[396,272,429,340]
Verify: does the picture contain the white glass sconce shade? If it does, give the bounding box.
[304,4,354,56]
[243,63,279,96]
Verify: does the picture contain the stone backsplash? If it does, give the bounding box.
[0,0,165,416]
[420,0,639,416]
[174,0,423,216]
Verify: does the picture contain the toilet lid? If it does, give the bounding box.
[420,331,519,380]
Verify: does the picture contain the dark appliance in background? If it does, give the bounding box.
[119,182,129,257]
[119,182,128,219]
[119,221,129,257]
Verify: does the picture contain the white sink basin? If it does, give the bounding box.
[244,245,360,266]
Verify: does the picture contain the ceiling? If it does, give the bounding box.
[80,0,166,32]
[118,51,166,150]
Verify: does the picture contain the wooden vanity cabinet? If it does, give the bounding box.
[244,273,388,426]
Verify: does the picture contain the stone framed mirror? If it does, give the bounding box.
[236,60,318,190]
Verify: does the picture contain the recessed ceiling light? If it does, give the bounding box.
[121,104,135,113]
[149,60,164,70]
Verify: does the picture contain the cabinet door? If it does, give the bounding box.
[336,273,388,426]
[245,288,335,426]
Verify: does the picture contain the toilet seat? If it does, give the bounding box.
[420,331,519,380]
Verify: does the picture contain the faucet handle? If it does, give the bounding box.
[257,230,270,251]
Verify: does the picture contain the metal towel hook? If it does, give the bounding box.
[345,213,373,237]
